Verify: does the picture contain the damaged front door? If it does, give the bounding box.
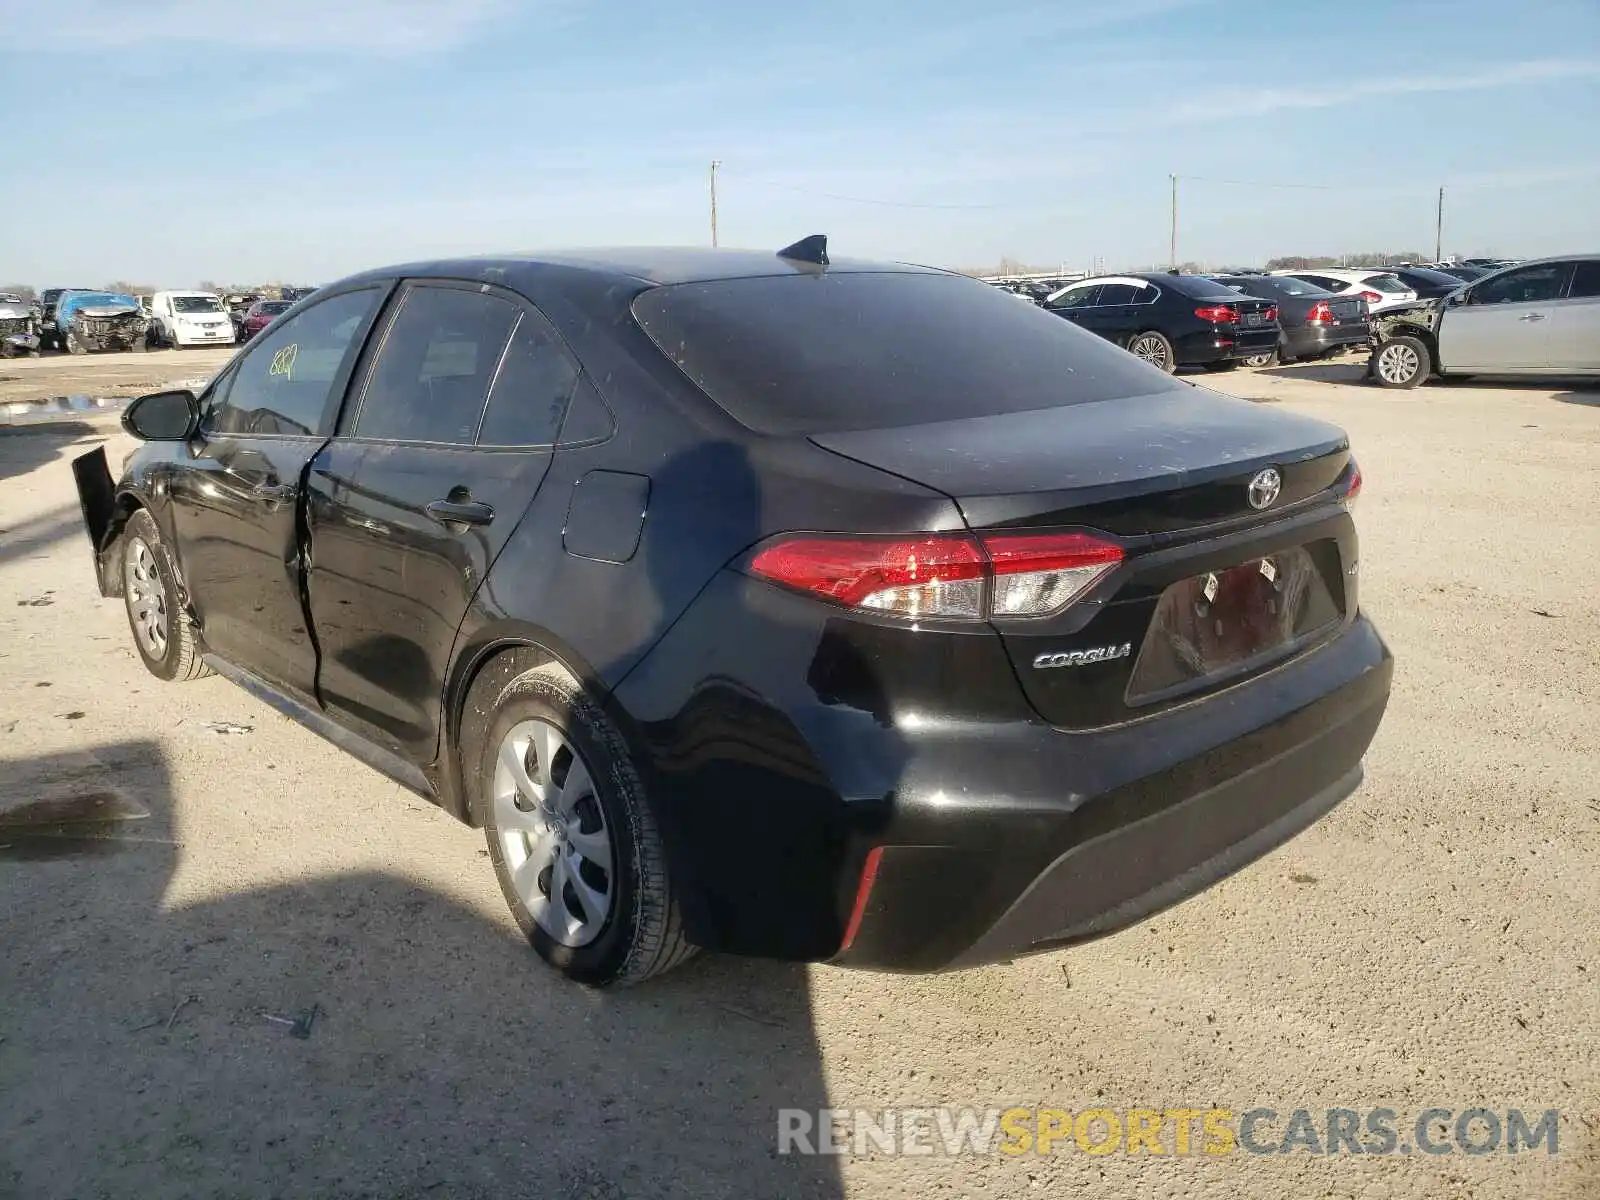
[163,287,386,699]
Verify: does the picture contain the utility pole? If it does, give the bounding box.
[710,160,721,248]
[1169,175,1178,270]
[1434,185,1445,262]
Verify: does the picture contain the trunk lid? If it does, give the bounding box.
[810,387,1357,729]
[808,384,1349,536]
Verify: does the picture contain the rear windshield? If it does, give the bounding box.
[631,271,1180,435]
[1161,274,1247,300]
[1363,274,1411,294]
[260,301,292,315]
[1218,275,1330,298]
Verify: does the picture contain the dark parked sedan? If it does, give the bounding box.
[1381,266,1473,300]
[1213,274,1371,366]
[1043,272,1280,372]
[73,241,1391,985]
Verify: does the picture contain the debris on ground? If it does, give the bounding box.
[261,1004,320,1039]
[200,721,253,736]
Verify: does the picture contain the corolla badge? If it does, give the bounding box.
[1033,643,1132,669]
[1247,467,1282,510]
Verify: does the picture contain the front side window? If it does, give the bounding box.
[210,288,381,437]
[353,285,519,445]
[1471,264,1570,306]
[1047,284,1100,309]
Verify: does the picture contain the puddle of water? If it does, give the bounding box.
[0,791,154,860]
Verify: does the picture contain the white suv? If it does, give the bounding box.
[149,291,236,348]
[1271,269,1419,314]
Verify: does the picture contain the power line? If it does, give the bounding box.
[722,170,1020,210]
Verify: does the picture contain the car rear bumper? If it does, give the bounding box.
[832,616,1392,971]
[1173,327,1280,365]
[1283,324,1370,359]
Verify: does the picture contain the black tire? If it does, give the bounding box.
[129,335,148,353]
[121,509,212,682]
[1372,335,1430,389]
[477,662,694,986]
[1127,330,1177,373]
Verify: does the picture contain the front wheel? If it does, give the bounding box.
[477,663,695,986]
[1128,330,1177,374]
[121,509,212,682]
[1372,335,1430,388]
[64,328,86,355]
[1243,349,1280,368]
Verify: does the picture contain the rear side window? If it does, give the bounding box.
[354,285,518,444]
[632,271,1184,436]
[211,288,381,437]
[1292,274,1344,292]
[1095,284,1143,305]
[1564,261,1600,299]
[476,311,580,446]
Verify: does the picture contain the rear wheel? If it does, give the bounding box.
[1372,335,1430,389]
[122,509,211,682]
[477,663,694,986]
[1128,330,1176,373]
[1244,349,1281,368]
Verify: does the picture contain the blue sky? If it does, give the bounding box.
[1,0,1596,286]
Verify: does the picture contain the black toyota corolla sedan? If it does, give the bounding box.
[73,239,1392,986]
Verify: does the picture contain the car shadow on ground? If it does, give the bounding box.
[0,741,844,1200]
[0,421,104,484]
[1256,362,1371,387]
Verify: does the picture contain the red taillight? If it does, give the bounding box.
[748,535,986,617]
[1194,305,1239,323]
[1306,301,1334,324]
[839,846,884,953]
[1343,460,1363,507]
[1263,306,1279,323]
[1358,290,1383,304]
[748,530,1124,620]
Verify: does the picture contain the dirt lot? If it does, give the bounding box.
[1,351,1596,1199]
[0,346,236,411]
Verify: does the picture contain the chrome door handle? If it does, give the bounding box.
[1517,313,1547,322]
[425,498,495,527]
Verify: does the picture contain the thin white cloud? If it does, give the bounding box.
[14,0,522,55]
[1170,58,1600,123]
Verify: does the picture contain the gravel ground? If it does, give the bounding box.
[1,352,1596,1199]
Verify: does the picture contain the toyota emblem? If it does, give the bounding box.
[1247,468,1282,510]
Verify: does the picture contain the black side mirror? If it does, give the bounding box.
[122,389,199,441]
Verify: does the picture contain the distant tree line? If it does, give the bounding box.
[1264,251,1430,270]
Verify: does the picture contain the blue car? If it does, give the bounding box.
[55,290,150,354]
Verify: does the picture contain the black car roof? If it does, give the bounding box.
[333,248,947,293]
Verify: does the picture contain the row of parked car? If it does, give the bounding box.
[990,255,1598,385]
[0,287,312,357]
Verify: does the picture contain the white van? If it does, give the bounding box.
[149,291,236,348]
